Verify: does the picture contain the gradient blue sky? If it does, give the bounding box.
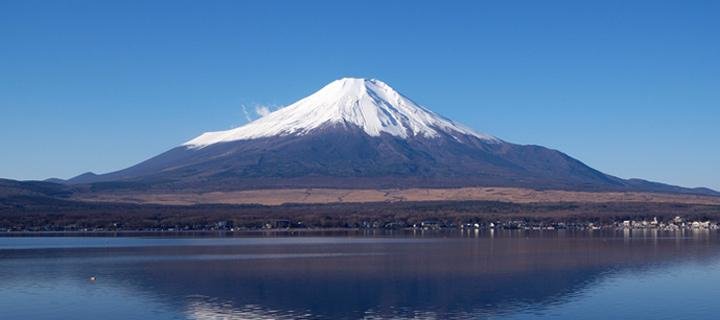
[1,0,718,189]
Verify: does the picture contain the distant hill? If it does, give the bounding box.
[0,179,72,198]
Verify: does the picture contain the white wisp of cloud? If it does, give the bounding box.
[240,105,252,122]
[254,105,271,117]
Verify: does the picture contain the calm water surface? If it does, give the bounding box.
[1,230,720,319]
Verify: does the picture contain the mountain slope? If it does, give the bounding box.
[66,78,717,196]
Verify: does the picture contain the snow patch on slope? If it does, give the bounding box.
[185,78,497,147]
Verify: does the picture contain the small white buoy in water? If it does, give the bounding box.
[90,276,96,281]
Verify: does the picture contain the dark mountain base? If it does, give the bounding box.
[64,127,718,196]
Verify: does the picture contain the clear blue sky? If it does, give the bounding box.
[1,0,718,189]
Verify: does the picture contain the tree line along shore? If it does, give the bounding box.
[2,196,720,232]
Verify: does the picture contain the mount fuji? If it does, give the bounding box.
[65,78,715,195]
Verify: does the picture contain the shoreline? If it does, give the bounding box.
[2,221,718,236]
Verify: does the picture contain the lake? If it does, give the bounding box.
[1,230,720,319]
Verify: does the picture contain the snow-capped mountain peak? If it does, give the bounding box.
[184,78,497,147]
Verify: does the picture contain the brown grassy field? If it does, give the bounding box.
[75,187,720,206]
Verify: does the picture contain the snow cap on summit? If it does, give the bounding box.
[184,78,496,147]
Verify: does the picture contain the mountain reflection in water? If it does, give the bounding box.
[1,230,720,320]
